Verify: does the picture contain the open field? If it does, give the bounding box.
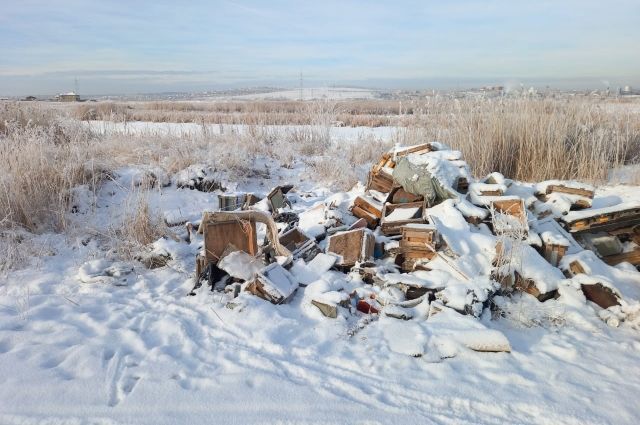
[1,98,640,424]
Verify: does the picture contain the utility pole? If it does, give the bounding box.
[74,77,79,94]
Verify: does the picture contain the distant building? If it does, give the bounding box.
[57,92,80,102]
[620,86,640,96]
[23,95,37,101]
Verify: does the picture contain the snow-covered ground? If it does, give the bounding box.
[220,86,380,101]
[1,129,640,424]
[85,120,399,142]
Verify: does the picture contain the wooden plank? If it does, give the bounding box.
[401,250,437,260]
[602,249,640,266]
[564,205,640,233]
[542,243,567,267]
[581,283,620,309]
[480,190,503,197]
[546,184,594,199]
[569,260,586,275]
[394,143,434,158]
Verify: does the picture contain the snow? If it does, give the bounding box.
[405,150,471,189]
[218,250,263,281]
[385,206,420,221]
[2,123,640,424]
[290,253,338,285]
[533,217,581,253]
[255,263,298,301]
[224,86,379,100]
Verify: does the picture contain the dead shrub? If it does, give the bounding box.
[112,189,169,258]
[310,156,359,191]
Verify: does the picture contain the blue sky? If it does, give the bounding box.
[1,0,639,95]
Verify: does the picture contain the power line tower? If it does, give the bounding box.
[299,71,303,101]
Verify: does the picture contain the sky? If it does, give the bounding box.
[0,0,639,95]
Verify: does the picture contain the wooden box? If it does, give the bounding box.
[279,227,318,261]
[351,195,383,228]
[490,197,529,235]
[380,201,427,235]
[327,228,375,267]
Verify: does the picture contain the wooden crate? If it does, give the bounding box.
[279,227,318,260]
[327,228,375,267]
[400,224,437,249]
[380,201,427,236]
[564,204,640,234]
[541,243,568,267]
[490,198,529,234]
[351,195,383,229]
[602,248,640,266]
[367,168,394,193]
[399,224,437,271]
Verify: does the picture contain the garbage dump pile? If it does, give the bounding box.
[83,142,640,358]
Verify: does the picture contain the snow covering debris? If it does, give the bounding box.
[174,164,226,192]
[77,259,133,285]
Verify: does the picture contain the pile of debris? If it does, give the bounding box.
[186,142,640,354]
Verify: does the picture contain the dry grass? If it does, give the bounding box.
[0,103,103,232]
[110,189,170,259]
[2,97,640,236]
[399,98,640,181]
